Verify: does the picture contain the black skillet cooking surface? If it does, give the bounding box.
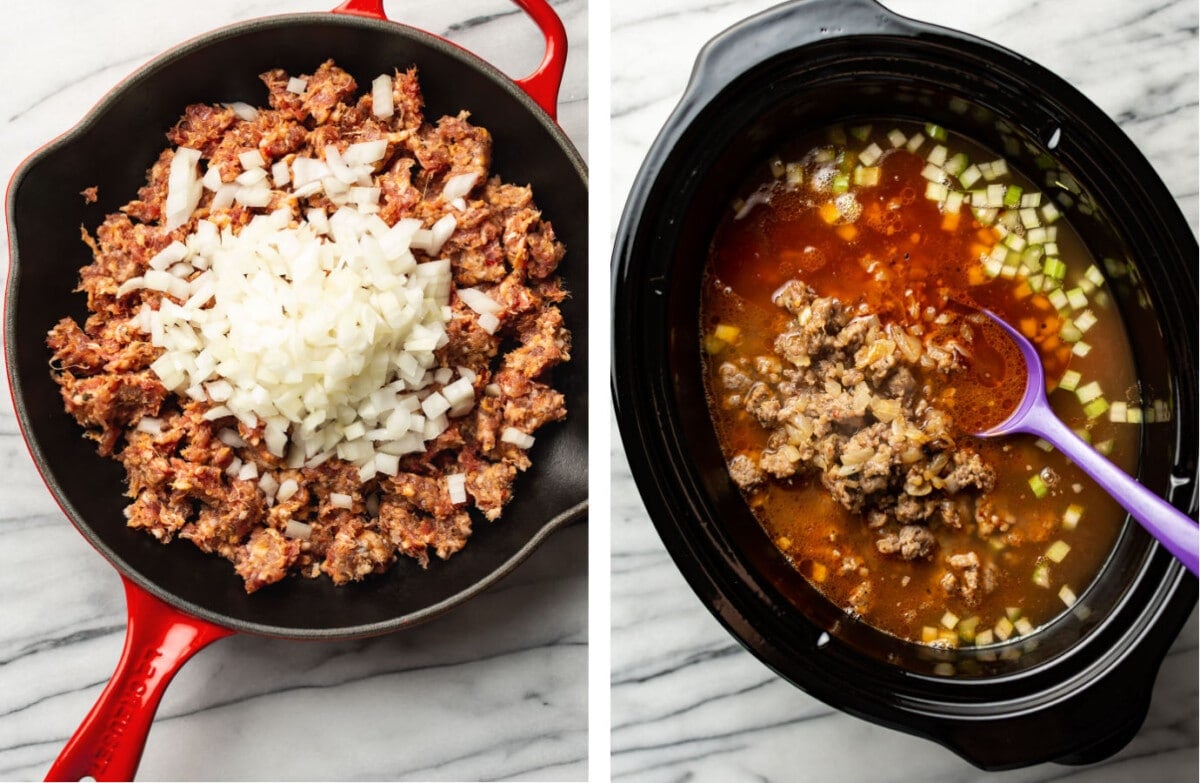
[7,11,587,637]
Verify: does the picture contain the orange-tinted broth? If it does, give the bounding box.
[702,124,1138,645]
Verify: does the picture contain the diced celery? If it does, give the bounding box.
[1108,401,1128,422]
[1031,564,1051,589]
[905,132,926,153]
[973,207,998,225]
[957,616,980,643]
[786,162,804,185]
[1085,264,1105,287]
[925,181,949,201]
[983,257,1003,277]
[887,128,907,148]
[1083,397,1110,419]
[921,626,939,643]
[986,183,1006,208]
[858,142,883,166]
[1028,474,1049,498]
[1075,381,1103,403]
[704,335,726,354]
[925,122,948,142]
[1027,226,1048,245]
[959,164,982,188]
[974,629,995,646]
[1060,320,1082,343]
[1059,585,1077,607]
[1020,207,1041,229]
[1075,310,1097,333]
[941,611,960,630]
[1021,246,1044,270]
[1127,406,1144,424]
[1063,504,1083,530]
[1044,241,1059,256]
[1058,370,1082,391]
[1035,438,1054,452]
[927,144,948,167]
[1095,439,1114,455]
[1043,257,1066,279]
[1004,233,1027,251]
[1042,202,1061,223]
[832,173,850,193]
[1072,341,1092,357]
[1013,617,1034,636]
[1072,427,1091,443]
[1020,192,1042,208]
[1005,607,1022,621]
[921,163,945,182]
[987,158,1009,179]
[943,152,968,176]
[1065,288,1088,310]
[850,124,873,142]
[995,616,1015,640]
[1003,185,1023,208]
[854,165,881,187]
[1046,540,1071,563]
[944,190,965,214]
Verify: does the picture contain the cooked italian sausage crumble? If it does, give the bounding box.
[48,60,571,592]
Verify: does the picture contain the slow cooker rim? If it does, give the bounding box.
[611,5,1197,770]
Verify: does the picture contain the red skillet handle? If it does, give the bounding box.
[331,0,568,119]
[45,578,233,782]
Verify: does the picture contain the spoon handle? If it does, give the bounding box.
[1023,406,1199,576]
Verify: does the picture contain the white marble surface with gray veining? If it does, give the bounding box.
[611,0,1198,780]
[0,0,586,780]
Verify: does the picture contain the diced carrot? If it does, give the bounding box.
[836,224,858,241]
[819,201,841,224]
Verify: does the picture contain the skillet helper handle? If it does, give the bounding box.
[331,0,568,119]
[45,578,233,782]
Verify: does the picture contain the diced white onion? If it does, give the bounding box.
[372,73,394,119]
[227,102,258,121]
[446,473,467,504]
[442,173,478,201]
[237,461,259,481]
[329,492,353,509]
[135,417,164,435]
[276,478,299,502]
[284,520,312,539]
[344,140,388,167]
[500,427,535,449]
[458,287,502,316]
[164,147,203,232]
[286,77,307,94]
[478,312,500,334]
[238,149,266,170]
[258,472,280,502]
[427,214,457,255]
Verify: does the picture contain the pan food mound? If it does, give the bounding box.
[47,60,571,593]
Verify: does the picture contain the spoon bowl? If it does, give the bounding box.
[975,310,1198,575]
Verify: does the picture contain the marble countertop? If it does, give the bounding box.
[0,1,586,780]
[611,0,1198,781]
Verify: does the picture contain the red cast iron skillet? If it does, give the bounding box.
[612,0,1195,771]
[4,1,587,779]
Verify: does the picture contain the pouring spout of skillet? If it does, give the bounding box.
[975,310,1199,575]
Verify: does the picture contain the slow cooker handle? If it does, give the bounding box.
[331,0,567,119]
[44,578,233,782]
[682,0,922,114]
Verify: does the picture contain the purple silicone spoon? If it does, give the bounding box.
[975,310,1198,576]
